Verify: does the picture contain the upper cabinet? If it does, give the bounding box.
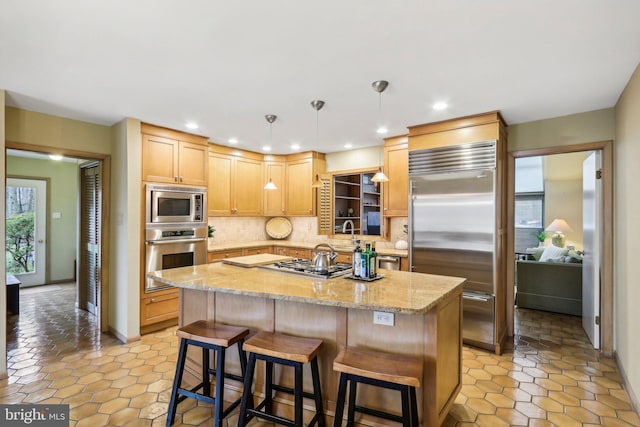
[141,123,208,186]
[284,152,326,216]
[208,147,263,216]
[263,156,286,216]
[382,136,409,217]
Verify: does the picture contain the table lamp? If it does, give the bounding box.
[545,219,573,247]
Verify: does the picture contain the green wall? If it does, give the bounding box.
[6,156,79,282]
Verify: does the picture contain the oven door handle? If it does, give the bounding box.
[145,238,207,245]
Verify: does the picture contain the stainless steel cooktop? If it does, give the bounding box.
[258,259,352,280]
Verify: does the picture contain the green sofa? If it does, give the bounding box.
[516,260,582,316]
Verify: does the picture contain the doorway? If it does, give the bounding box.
[5,177,47,286]
[507,141,613,355]
[4,144,110,333]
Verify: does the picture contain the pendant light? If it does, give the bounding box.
[310,100,325,188]
[371,80,389,183]
[264,114,278,190]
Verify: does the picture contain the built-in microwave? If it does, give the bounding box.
[146,184,206,225]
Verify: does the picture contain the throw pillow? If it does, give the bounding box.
[526,247,546,261]
[539,244,569,262]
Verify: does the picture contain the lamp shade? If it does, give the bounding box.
[545,219,573,233]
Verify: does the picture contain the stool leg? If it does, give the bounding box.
[238,352,257,427]
[310,357,325,427]
[294,362,303,427]
[333,373,348,427]
[202,347,211,396]
[265,360,274,414]
[166,339,188,427]
[213,347,225,427]
[346,378,357,427]
[400,386,411,427]
[409,386,419,427]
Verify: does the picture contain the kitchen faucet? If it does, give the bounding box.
[342,220,356,245]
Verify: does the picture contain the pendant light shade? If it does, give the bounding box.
[264,178,277,190]
[311,174,323,188]
[371,168,389,183]
[264,115,278,190]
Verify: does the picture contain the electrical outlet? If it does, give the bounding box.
[373,311,394,326]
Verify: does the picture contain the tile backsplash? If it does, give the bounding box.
[207,216,408,249]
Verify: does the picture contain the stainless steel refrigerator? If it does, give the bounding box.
[409,141,497,350]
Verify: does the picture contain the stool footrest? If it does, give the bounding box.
[271,383,318,401]
[246,408,296,427]
[353,405,404,424]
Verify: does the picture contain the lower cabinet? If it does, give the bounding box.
[140,290,179,328]
[276,247,311,259]
[207,249,244,263]
[243,247,273,256]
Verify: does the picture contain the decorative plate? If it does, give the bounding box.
[265,217,292,239]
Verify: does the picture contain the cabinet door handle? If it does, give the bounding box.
[150,298,156,303]
[174,176,179,182]
[179,176,184,182]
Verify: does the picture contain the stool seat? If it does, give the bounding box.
[333,347,423,427]
[333,347,422,388]
[167,321,250,427]
[243,331,323,363]
[177,320,249,347]
[238,331,325,427]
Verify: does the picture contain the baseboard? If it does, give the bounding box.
[108,326,141,344]
[614,351,640,416]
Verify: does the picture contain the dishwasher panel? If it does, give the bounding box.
[378,255,400,270]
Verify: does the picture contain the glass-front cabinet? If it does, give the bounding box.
[333,172,381,236]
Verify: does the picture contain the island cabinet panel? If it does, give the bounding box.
[140,290,179,327]
[175,269,463,427]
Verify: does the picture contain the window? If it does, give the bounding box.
[515,157,544,252]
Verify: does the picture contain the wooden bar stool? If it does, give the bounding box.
[238,331,325,427]
[166,320,250,427]
[332,347,423,427]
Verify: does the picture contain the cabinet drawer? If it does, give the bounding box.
[208,249,244,263]
[243,247,271,256]
[140,292,178,326]
[287,248,311,259]
[335,253,353,263]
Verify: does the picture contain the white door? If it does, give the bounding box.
[5,178,47,287]
[582,152,601,348]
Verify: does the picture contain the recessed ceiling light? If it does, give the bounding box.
[433,102,448,111]
[185,122,199,130]
[262,146,272,152]
[49,154,63,161]
[291,143,301,150]
[228,138,238,144]
[344,143,353,149]
[376,127,388,135]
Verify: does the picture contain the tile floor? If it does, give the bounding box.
[1,283,639,426]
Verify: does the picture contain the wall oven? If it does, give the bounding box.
[146,184,206,226]
[145,226,207,292]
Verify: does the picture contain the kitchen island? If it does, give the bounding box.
[148,262,465,427]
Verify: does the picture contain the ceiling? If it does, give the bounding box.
[2,1,640,155]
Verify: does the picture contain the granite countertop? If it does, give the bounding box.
[147,263,464,314]
[207,240,408,257]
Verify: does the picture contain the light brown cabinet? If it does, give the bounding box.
[140,289,179,328]
[207,249,244,263]
[275,246,311,259]
[141,124,208,186]
[263,157,286,216]
[208,148,263,216]
[285,152,326,216]
[382,136,408,217]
